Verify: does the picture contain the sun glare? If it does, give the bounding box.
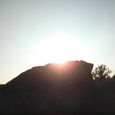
[30,32,93,66]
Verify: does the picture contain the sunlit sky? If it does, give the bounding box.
[0,0,115,84]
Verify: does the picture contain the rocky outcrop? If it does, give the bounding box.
[0,60,94,114]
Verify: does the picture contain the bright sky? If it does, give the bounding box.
[0,0,115,84]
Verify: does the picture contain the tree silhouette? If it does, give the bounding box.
[92,64,111,80]
[112,74,115,79]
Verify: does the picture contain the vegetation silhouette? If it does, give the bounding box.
[0,60,94,114]
[92,64,111,80]
[92,64,115,114]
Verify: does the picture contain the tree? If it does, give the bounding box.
[112,74,115,79]
[92,64,111,80]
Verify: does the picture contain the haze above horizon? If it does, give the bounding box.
[0,0,115,84]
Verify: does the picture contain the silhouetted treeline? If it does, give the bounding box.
[92,64,112,80]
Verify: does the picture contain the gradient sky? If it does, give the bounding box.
[0,0,115,84]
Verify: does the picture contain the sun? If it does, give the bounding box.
[30,32,93,66]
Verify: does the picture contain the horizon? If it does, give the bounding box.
[0,59,114,84]
[0,0,115,84]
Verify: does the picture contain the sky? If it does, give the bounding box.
[0,0,115,84]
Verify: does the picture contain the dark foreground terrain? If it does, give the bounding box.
[0,60,115,115]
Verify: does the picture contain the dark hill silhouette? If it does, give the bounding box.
[0,60,94,114]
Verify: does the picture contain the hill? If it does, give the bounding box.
[0,60,94,114]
